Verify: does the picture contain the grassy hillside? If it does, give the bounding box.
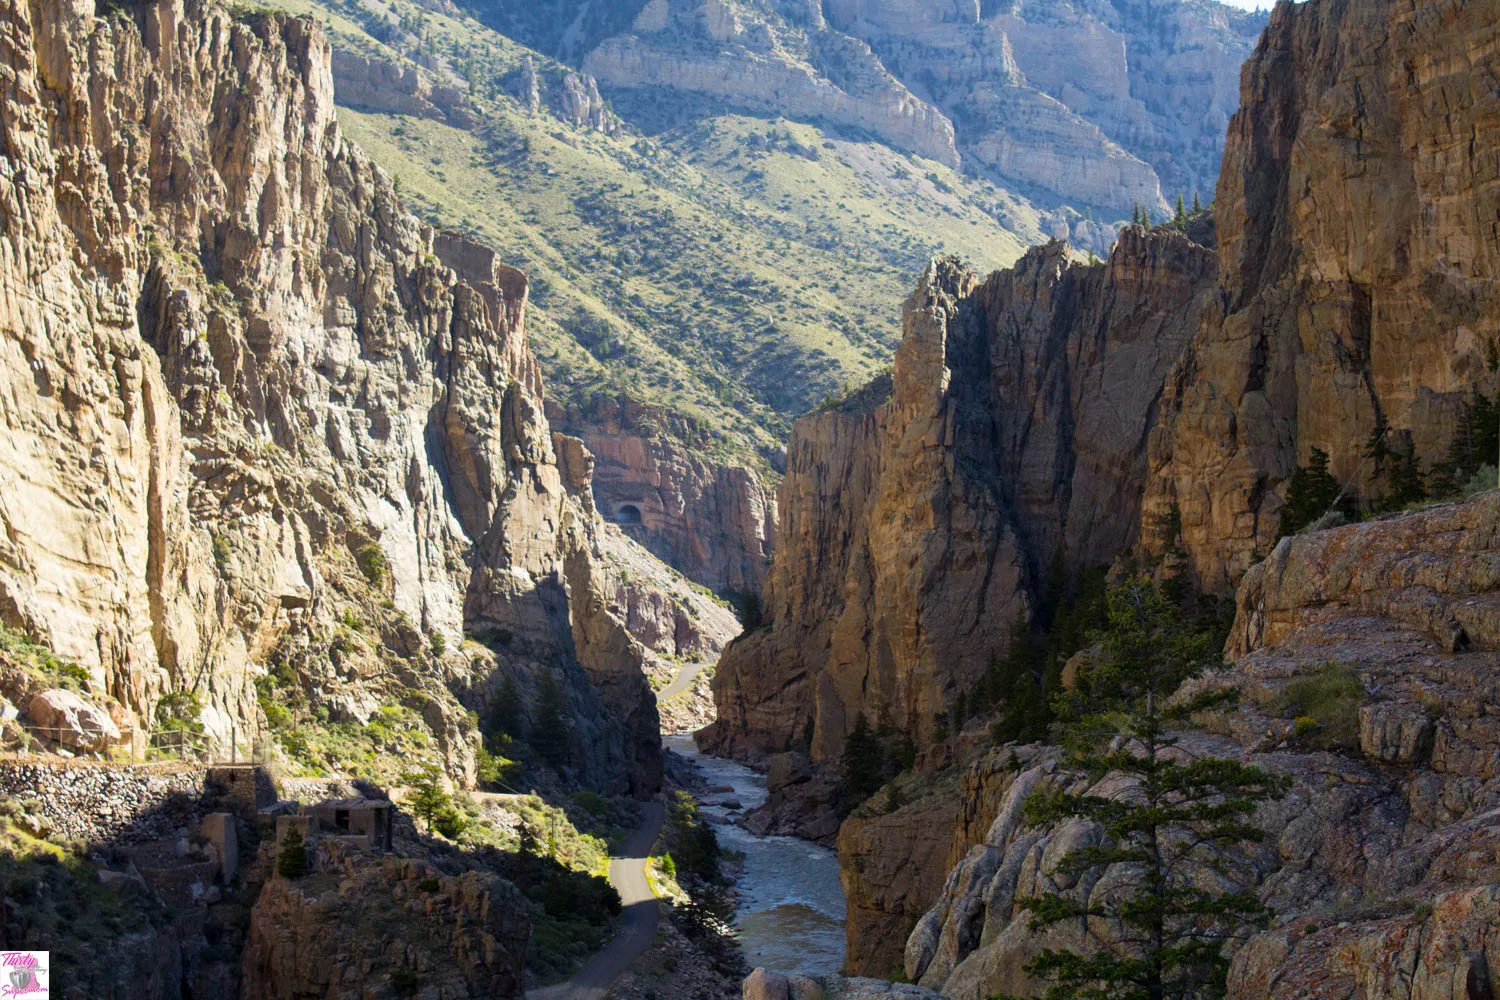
[271,0,1043,464]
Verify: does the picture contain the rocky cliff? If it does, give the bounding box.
[1143,0,1500,591]
[713,0,1500,981]
[710,0,1500,779]
[569,0,1263,211]
[483,0,1265,213]
[0,0,687,794]
[702,229,1215,765]
[553,395,777,596]
[904,492,1500,999]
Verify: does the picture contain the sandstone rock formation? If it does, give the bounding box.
[555,395,777,595]
[904,492,1500,999]
[712,1,1500,983]
[702,229,1215,765]
[1143,0,1500,591]
[573,0,1262,210]
[583,0,963,168]
[822,0,1262,206]
[0,0,692,794]
[331,49,477,125]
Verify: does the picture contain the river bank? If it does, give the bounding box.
[662,735,846,975]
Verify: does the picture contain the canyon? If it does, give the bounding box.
[702,0,1500,993]
[1,0,1499,996]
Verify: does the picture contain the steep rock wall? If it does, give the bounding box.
[0,0,661,792]
[703,230,1214,765]
[554,395,778,596]
[1144,0,1500,590]
[907,493,1500,999]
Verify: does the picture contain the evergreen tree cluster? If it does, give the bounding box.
[663,792,735,942]
[1276,447,1348,538]
[839,711,917,813]
[1277,392,1500,541]
[978,564,1111,745]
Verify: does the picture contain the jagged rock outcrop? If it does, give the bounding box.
[715,0,1500,856]
[0,0,671,793]
[1143,0,1500,591]
[838,738,1018,977]
[904,491,1500,999]
[702,229,1214,765]
[718,2,1500,980]
[555,395,777,595]
[330,49,476,125]
[822,0,1262,207]
[241,852,530,999]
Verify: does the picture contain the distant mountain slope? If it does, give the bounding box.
[455,0,1265,212]
[269,0,1058,590]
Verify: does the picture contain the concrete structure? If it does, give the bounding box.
[303,798,393,852]
[200,812,238,882]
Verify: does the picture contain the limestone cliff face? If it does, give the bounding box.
[577,0,1262,210]
[553,396,777,596]
[1144,0,1500,591]
[0,0,663,793]
[702,230,1214,764]
[583,0,962,168]
[905,493,1500,999]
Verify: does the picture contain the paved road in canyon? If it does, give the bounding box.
[527,800,665,1000]
[657,657,711,702]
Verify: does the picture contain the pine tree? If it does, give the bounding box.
[1000,580,1287,1000]
[1174,193,1188,229]
[491,672,523,740]
[531,671,570,768]
[1364,417,1393,477]
[402,761,451,834]
[840,714,884,808]
[1192,191,1203,214]
[277,826,308,879]
[1276,447,1344,539]
[1382,453,1427,512]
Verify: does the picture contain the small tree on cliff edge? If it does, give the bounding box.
[401,761,451,834]
[998,580,1288,1000]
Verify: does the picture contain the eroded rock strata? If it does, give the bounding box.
[576,0,1264,210]
[1143,0,1500,591]
[703,228,1215,766]
[905,493,1500,999]
[710,0,1500,984]
[0,0,695,796]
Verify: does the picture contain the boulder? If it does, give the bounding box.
[744,968,791,1000]
[27,690,121,752]
[766,752,813,793]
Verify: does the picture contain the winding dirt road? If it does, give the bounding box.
[527,800,665,1000]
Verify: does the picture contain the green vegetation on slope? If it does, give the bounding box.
[268,0,1042,466]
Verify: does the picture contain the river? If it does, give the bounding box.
[663,734,846,974]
